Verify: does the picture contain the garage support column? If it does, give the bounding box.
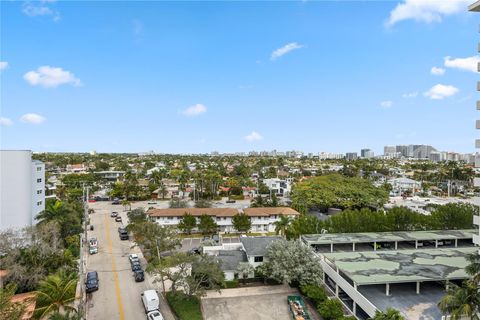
[455,239,458,248]
[374,241,377,251]
[395,241,398,250]
[386,283,390,296]
[416,282,421,294]
[435,240,438,248]
[331,243,334,253]
[352,242,355,252]
[353,302,357,315]
[415,240,418,249]
[335,284,339,297]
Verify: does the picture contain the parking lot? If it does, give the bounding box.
[201,285,298,320]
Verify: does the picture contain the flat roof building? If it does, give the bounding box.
[302,230,477,319]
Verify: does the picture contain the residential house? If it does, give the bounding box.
[388,177,422,196]
[262,178,292,197]
[65,163,87,173]
[240,236,282,268]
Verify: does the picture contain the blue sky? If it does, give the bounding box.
[1,0,479,154]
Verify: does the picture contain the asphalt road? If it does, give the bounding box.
[85,202,175,320]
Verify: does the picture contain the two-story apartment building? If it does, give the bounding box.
[147,207,300,233]
[262,178,293,197]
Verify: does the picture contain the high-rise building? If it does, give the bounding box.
[396,145,409,158]
[0,150,45,231]
[384,145,396,155]
[345,152,358,161]
[469,1,480,246]
[360,149,374,159]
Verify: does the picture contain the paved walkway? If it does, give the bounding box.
[204,284,297,299]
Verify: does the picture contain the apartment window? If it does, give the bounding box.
[37,189,43,195]
[37,201,42,206]
[167,217,173,220]
[37,178,42,183]
[254,256,263,263]
[36,167,42,171]
[223,217,227,220]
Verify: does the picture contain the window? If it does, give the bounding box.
[36,167,42,171]
[37,189,43,195]
[254,256,263,263]
[37,201,42,206]
[167,217,173,220]
[37,178,42,183]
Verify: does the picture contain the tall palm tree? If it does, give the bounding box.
[33,270,77,319]
[372,308,405,320]
[36,200,66,224]
[438,281,480,320]
[274,215,291,236]
[466,251,480,282]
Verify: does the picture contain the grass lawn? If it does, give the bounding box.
[166,291,202,320]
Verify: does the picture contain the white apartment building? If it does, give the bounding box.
[262,178,292,197]
[0,150,45,231]
[147,207,300,233]
[470,0,480,247]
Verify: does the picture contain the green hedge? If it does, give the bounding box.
[166,292,202,320]
[224,279,239,288]
[229,195,245,200]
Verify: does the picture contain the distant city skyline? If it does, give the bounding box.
[1,1,478,153]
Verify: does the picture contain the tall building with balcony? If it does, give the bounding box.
[470,1,480,246]
[0,150,45,231]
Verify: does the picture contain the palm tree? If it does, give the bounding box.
[36,200,66,224]
[33,270,77,319]
[149,170,163,187]
[466,251,480,282]
[438,281,480,320]
[274,215,291,236]
[158,181,168,200]
[372,308,405,320]
[121,199,131,211]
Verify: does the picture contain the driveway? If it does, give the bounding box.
[201,285,298,320]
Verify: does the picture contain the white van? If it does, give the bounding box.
[141,290,160,313]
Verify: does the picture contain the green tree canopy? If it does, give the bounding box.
[177,213,197,234]
[232,213,251,233]
[291,174,389,212]
[257,239,322,286]
[197,214,218,235]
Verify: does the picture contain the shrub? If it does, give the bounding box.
[166,291,202,320]
[224,279,239,288]
[300,284,327,306]
[318,298,344,320]
[229,195,245,200]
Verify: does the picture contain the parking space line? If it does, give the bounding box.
[104,214,125,320]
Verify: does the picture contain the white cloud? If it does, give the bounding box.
[244,131,263,142]
[424,84,459,100]
[380,100,393,108]
[22,1,60,21]
[444,55,480,73]
[24,66,81,88]
[430,66,445,75]
[182,104,207,116]
[271,42,304,61]
[0,61,9,71]
[386,0,470,27]
[402,92,418,98]
[20,113,46,124]
[0,117,13,126]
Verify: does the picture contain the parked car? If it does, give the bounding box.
[147,310,164,320]
[212,234,220,244]
[226,199,236,203]
[129,254,140,264]
[118,227,129,240]
[85,271,99,293]
[134,270,145,282]
[112,198,120,205]
[89,237,98,247]
[89,245,98,254]
[111,212,118,218]
[141,290,160,313]
[190,247,201,255]
[115,216,122,222]
[131,261,142,272]
[147,201,157,205]
[202,236,210,241]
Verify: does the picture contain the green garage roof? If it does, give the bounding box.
[302,229,475,245]
[323,247,478,285]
